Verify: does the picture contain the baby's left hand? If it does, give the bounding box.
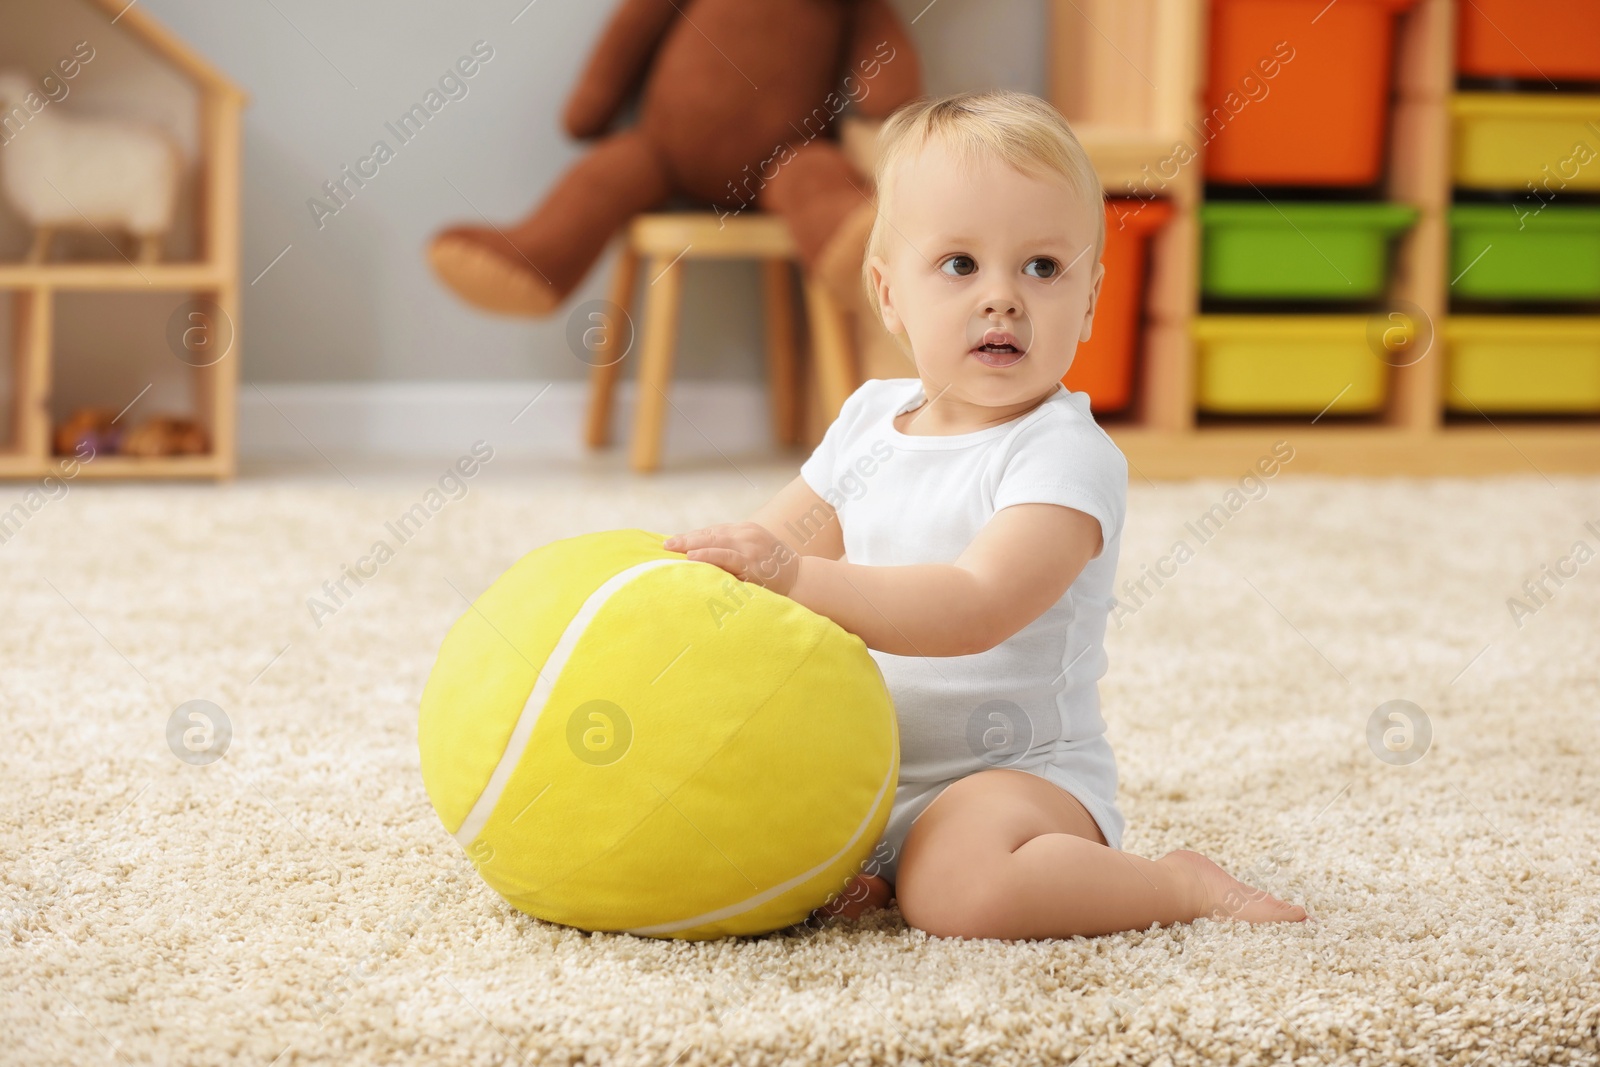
[662,523,800,597]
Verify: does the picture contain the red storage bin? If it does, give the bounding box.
[1203,0,1420,186]
[1063,198,1174,413]
[1458,0,1600,82]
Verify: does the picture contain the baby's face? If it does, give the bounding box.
[868,138,1104,409]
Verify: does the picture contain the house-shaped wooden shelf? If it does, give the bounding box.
[1,0,244,480]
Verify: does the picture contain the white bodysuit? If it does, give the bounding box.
[797,376,1128,885]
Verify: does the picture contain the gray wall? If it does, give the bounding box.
[17,0,1048,390]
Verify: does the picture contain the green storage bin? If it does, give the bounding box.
[1200,202,1419,300]
[1449,204,1600,302]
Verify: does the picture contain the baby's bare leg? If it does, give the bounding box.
[893,768,1306,940]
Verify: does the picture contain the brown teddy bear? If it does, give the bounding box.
[427,0,923,318]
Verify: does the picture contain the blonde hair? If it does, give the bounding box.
[861,89,1106,322]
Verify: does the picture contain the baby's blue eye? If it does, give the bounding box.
[940,255,976,277]
[1024,257,1060,279]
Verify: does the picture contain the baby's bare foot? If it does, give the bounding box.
[812,873,893,922]
[1160,849,1308,923]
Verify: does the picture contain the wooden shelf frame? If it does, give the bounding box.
[1046,0,1600,476]
[1051,0,1206,435]
[0,0,246,482]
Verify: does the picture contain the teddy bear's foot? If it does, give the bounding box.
[428,227,563,317]
[813,200,878,309]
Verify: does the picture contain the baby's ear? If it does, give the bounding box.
[867,254,903,335]
[1078,260,1107,343]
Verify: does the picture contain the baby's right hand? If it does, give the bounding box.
[662,522,800,596]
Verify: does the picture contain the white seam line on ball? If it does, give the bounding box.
[622,740,897,936]
[452,557,685,846]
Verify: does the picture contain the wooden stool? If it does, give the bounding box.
[584,212,859,473]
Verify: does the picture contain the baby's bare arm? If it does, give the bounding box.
[748,475,844,561]
[708,478,1102,655]
[786,503,1102,657]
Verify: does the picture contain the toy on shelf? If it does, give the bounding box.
[53,407,209,458]
[52,407,122,456]
[121,416,209,457]
[0,71,183,264]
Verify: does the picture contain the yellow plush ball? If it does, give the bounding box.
[418,528,899,940]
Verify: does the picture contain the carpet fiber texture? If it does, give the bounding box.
[3,462,1598,1066]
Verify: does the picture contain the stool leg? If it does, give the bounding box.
[585,242,641,449]
[762,259,800,447]
[629,256,684,473]
[803,276,859,422]
[27,227,55,264]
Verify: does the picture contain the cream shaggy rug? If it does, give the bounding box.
[3,456,1598,1066]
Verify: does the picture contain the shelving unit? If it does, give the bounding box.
[1050,0,1205,438]
[1048,0,1600,477]
[1,0,245,481]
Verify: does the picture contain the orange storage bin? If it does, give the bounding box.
[1063,198,1174,413]
[1458,0,1600,82]
[1203,0,1420,186]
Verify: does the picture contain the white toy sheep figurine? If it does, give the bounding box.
[0,71,182,264]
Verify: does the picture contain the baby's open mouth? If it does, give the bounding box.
[971,328,1026,367]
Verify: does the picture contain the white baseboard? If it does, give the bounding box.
[239,379,779,460]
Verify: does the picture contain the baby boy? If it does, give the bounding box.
[664,89,1306,939]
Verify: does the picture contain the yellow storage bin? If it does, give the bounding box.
[1193,316,1388,414]
[1451,93,1600,192]
[1445,317,1600,413]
